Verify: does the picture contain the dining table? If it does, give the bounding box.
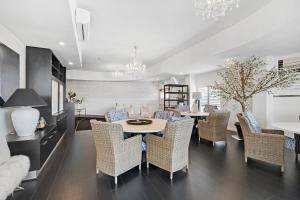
[113,118,168,158]
[113,118,167,134]
[180,111,209,135]
[180,111,209,118]
[272,122,300,161]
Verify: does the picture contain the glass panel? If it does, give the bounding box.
[59,84,64,112]
[52,80,59,114]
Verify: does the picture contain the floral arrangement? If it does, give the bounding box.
[212,56,297,112]
[67,91,84,104]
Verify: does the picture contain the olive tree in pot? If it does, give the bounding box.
[212,56,297,139]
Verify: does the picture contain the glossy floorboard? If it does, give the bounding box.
[8,132,300,200]
[97,134,300,200]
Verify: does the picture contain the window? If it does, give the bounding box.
[198,87,221,111]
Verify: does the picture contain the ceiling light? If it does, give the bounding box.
[194,0,240,20]
[126,46,146,74]
[59,42,65,46]
[68,62,73,65]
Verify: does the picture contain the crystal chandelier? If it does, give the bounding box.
[194,0,240,20]
[126,46,146,74]
[112,67,124,78]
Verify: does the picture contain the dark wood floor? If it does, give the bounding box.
[9,132,300,200]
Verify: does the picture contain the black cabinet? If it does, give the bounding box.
[164,84,190,110]
[26,46,67,125]
[6,126,59,171]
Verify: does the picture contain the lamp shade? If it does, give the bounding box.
[192,92,202,99]
[4,89,47,108]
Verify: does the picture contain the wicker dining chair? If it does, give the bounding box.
[90,120,142,184]
[198,111,230,146]
[146,118,194,180]
[236,113,285,172]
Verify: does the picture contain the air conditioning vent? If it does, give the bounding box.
[278,57,300,89]
[75,8,91,41]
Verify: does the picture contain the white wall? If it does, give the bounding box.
[67,80,159,115]
[0,24,25,88]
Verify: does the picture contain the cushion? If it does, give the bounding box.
[0,135,10,165]
[0,155,30,199]
[176,104,189,112]
[169,116,191,122]
[244,112,262,134]
[141,105,150,115]
[107,109,129,122]
[127,105,134,115]
[0,108,15,136]
[154,111,174,120]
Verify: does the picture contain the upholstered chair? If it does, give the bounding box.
[198,111,230,146]
[203,105,218,113]
[0,135,30,199]
[140,105,152,118]
[176,104,190,112]
[146,118,194,180]
[154,110,175,120]
[165,108,181,117]
[236,113,285,172]
[104,109,129,122]
[90,120,142,184]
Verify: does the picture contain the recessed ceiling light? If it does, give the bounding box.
[68,62,73,65]
[59,42,65,46]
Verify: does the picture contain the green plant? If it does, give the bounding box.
[212,56,297,112]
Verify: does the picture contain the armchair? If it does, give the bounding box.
[198,111,230,146]
[0,135,30,199]
[146,118,194,180]
[90,120,142,184]
[237,113,285,172]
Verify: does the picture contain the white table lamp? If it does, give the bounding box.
[4,89,47,137]
[192,92,202,112]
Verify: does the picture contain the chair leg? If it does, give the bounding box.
[139,164,141,171]
[186,163,189,173]
[170,172,173,180]
[296,152,298,162]
[146,162,149,168]
[114,176,118,185]
[96,169,99,174]
[212,142,215,147]
[245,157,248,163]
[198,137,201,142]
[281,166,285,173]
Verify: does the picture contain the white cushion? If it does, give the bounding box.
[0,108,15,136]
[0,155,30,199]
[141,105,150,115]
[0,135,10,165]
[127,105,134,115]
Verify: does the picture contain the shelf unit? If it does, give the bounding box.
[164,84,189,110]
[26,46,67,125]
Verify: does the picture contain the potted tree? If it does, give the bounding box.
[212,56,297,139]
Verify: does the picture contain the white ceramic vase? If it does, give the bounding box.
[11,107,40,137]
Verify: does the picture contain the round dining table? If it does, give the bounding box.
[113,118,167,133]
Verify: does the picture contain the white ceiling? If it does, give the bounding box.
[1,0,300,81]
[76,0,271,71]
[0,0,81,68]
